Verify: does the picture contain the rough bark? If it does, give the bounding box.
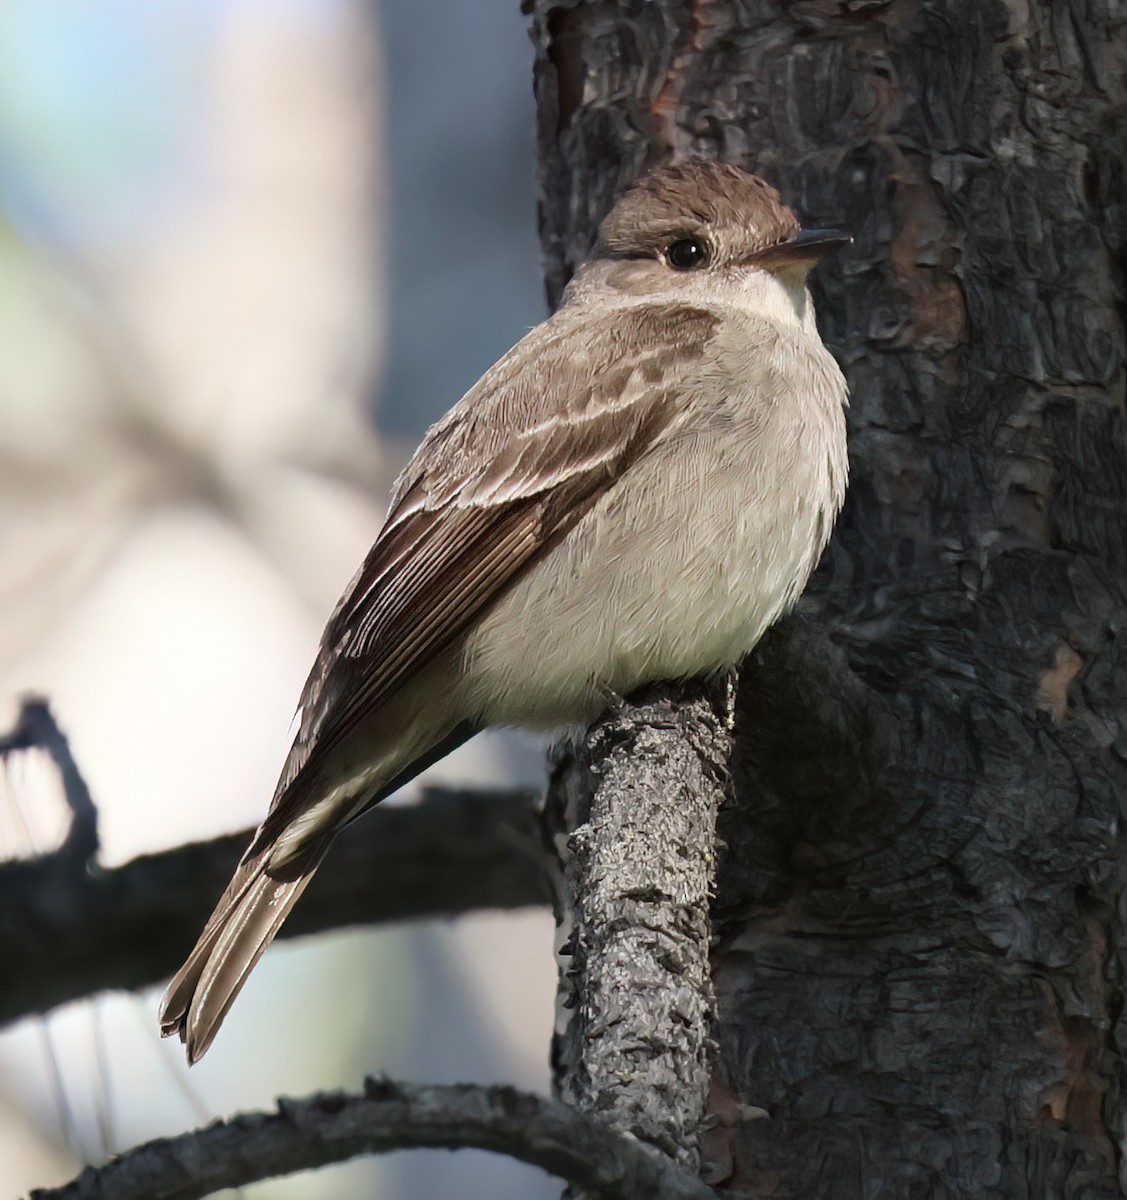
[546,679,734,1175]
[530,1,1127,1197]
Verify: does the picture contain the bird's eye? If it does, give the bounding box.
[665,238,709,270]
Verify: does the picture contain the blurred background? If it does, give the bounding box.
[0,1,560,1196]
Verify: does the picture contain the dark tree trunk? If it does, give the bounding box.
[529,1,1127,1196]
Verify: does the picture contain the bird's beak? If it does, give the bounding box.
[757,227,852,267]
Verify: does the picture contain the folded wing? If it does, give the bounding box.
[159,303,718,1061]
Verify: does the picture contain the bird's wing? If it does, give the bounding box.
[256,302,719,843]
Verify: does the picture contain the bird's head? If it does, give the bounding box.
[571,160,849,326]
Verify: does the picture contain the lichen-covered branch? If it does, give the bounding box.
[30,1079,716,1200]
[547,678,734,1174]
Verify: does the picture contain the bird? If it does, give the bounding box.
[160,159,850,1063]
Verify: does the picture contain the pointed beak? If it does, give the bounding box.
[788,227,852,256]
[756,227,852,268]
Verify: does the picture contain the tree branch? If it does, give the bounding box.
[547,678,734,1178]
[30,1079,716,1200]
[1,778,552,1027]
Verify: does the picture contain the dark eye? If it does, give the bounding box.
[665,238,709,270]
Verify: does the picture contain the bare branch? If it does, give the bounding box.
[1,786,552,1027]
[547,677,735,1176]
[29,1078,716,1200]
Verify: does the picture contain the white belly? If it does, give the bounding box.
[460,347,846,728]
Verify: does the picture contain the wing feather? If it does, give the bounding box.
[263,303,719,835]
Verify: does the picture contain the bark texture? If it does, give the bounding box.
[546,679,735,1172]
[530,1,1127,1196]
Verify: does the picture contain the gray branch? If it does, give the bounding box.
[29,1078,716,1200]
[0,696,552,1027]
[547,678,735,1179]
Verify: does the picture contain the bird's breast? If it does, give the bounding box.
[461,321,847,729]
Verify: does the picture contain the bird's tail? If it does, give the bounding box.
[158,835,332,1064]
[160,723,479,1063]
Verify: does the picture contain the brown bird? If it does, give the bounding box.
[160,160,849,1062]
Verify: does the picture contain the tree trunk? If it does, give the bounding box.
[529,1,1127,1196]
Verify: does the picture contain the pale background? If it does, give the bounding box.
[0,1,560,1196]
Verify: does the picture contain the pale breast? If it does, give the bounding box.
[461,311,848,729]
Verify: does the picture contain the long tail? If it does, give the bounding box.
[160,722,479,1063]
[158,835,331,1064]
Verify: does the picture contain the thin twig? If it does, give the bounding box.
[0,696,98,862]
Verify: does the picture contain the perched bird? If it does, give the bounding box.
[160,160,850,1062]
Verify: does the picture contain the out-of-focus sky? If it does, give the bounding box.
[0,1,558,1196]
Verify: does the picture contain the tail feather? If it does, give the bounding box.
[159,839,331,1063]
[160,723,479,1063]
